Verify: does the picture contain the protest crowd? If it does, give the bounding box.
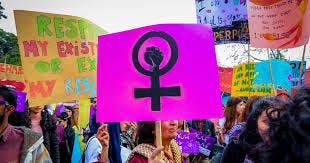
[1,84,310,163]
[1,0,310,163]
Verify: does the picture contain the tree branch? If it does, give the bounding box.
[250,55,264,61]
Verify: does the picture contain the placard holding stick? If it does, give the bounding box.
[297,44,307,87]
[155,121,162,160]
[267,48,276,95]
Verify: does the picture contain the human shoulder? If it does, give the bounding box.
[13,126,41,138]
[85,136,102,151]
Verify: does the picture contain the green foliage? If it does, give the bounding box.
[269,49,288,60]
[0,28,21,66]
[251,48,288,60]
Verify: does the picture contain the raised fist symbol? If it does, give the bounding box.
[144,46,164,72]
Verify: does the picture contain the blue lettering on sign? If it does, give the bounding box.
[65,74,95,96]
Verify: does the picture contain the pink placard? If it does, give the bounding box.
[97,24,222,122]
[247,0,309,48]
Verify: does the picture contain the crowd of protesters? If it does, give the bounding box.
[0,84,310,163]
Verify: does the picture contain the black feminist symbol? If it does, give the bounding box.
[132,31,181,111]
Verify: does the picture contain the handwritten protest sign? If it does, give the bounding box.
[218,67,233,93]
[195,0,249,44]
[289,61,306,86]
[15,91,27,112]
[222,92,231,105]
[175,132,200,154]
[253,59,292,95]
[97,24,222,122]
[0,63,26,91]
[189,128,216,156]
[231,62,258,96]
[14,10,106,106]
[247,0,310,48]
[0,63,23,81]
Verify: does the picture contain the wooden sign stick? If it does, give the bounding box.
[297,44,307,87]
[155,120,163,160]
[267,48,276,95]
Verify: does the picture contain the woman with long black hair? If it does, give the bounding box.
[217,97,246,145]
[256,87,310,163]
[9,104,60,163]
[221,96,286,163]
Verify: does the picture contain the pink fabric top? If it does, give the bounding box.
[0,125,24,162]
[31,116,43,134]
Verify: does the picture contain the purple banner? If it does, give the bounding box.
[175,131,200,154]
[89,104,95,119]
[15,91,26,112]
[189,128,216,156]
[54,103,65,116]
[97,24,222,122]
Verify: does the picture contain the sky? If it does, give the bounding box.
[0,0,309,68]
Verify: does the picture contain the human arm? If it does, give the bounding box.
[216,126,225,145]
[50,127,60,163]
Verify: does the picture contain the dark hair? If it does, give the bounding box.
[9,104,57,130]
[65,105,77,126]
[58,112,71,126]
[243,96,260,121]
[8,112,30,127]
[136,121,155,145]
[40,106,57,130]
[224,97,244,132]
[0,84,17,108]
[256,87,310,163]
[238,96,287,161]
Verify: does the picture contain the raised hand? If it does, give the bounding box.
[144,46,164,71]
[148,146,165,163]
[216,126,225,145]
[130,122,137,141]
[96,123,109,147]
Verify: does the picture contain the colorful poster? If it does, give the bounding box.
[78,99,90,128]
[218,67,233,93]
[0,63,26,91]
[253,59,292,95]
[247,0,310,48]
[175,132,200,154]
[288,61,306,86]
[221,92,231,105]
[306,69,310,85]
[195,0,249,44]
[15,91,27,112]
[97,24,222,122]
[14,10,106,107]
[231,62,258,96]
[189,128,216,156]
